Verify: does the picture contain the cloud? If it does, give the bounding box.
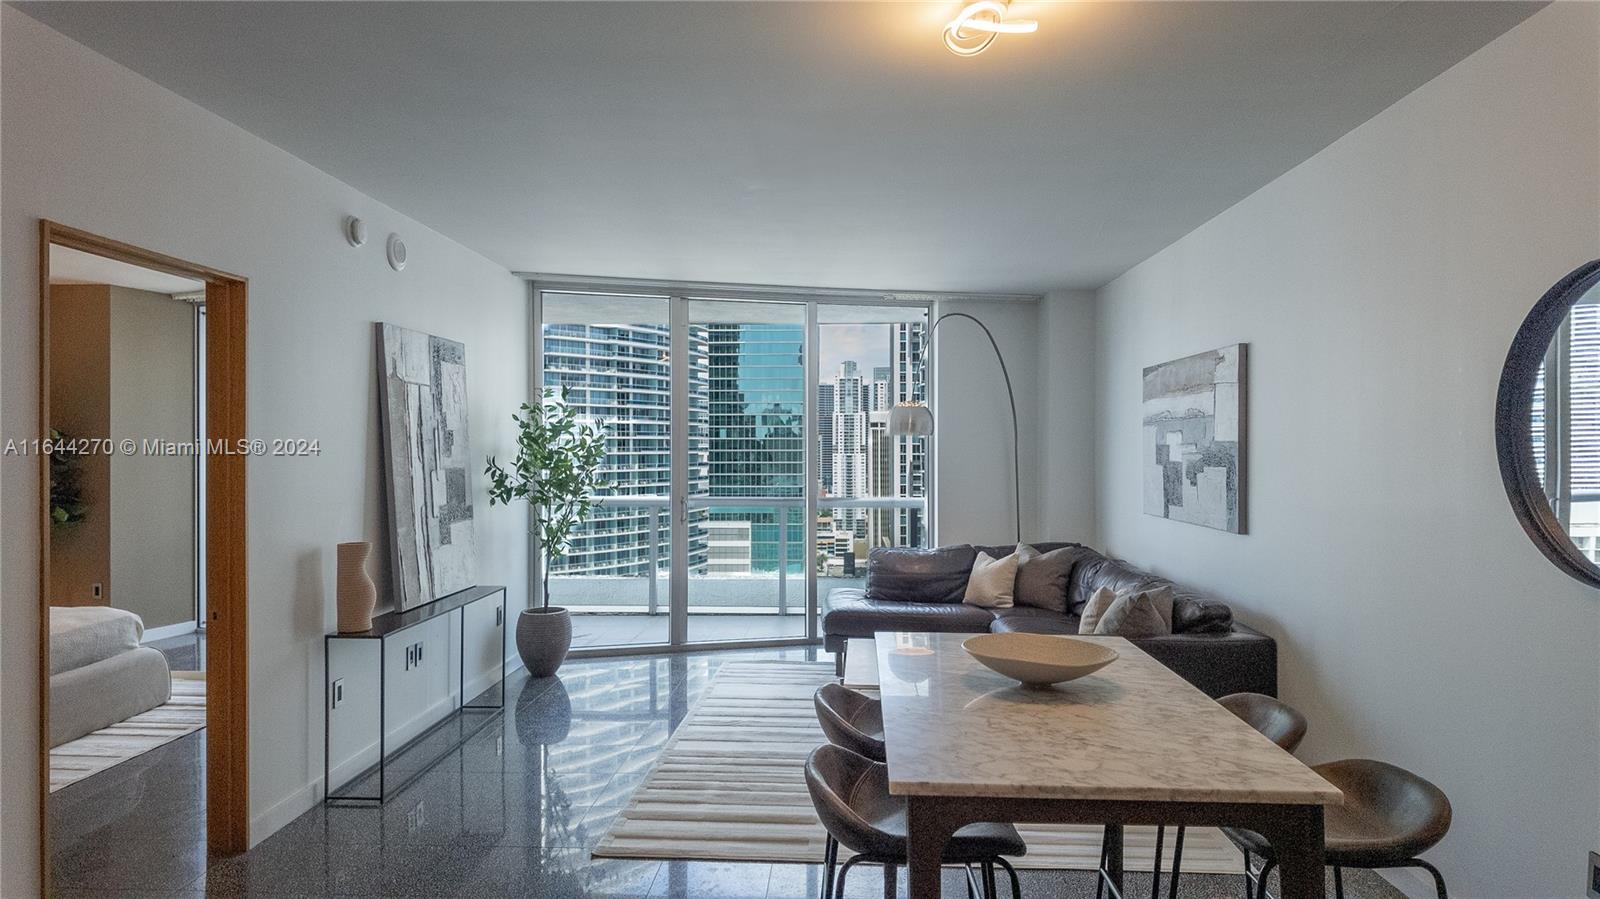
[818,324,891,381]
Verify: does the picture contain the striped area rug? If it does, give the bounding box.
[49,671,206,792]
[594,661,1244,873]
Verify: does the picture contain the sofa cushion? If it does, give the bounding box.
[823,589,996,639]
[963,550,1020,609]
[972,541,1080,560]
[1080,584,1174,634]
[1068,553,1233,634]
[1094,589,1173,638]
[1078,586,1118,633]
[1171,592,1234,634]
[1068,555,1161,614]
[866,545,976,603]
[1013,544,1093,613]
[989,606,1078,636]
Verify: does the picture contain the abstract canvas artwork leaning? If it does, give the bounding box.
[377,323,478,610]
[1142,343,1247,533]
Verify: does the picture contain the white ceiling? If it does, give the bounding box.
[49,244,205,294]
[15,1,1542,293]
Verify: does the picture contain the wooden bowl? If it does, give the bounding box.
[962,633,1119,688]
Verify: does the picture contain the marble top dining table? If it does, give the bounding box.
[873,631,1340,805]
[871,631,1339,899]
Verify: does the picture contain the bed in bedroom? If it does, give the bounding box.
[49,606,171,747]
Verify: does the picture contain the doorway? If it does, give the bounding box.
[38,222,249,892]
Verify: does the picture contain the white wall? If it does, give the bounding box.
[1038,290,1098,545]
[932,299,1044,545]
[109,286,197,630]
[0,9,530,894]
[1092,6,1600,897]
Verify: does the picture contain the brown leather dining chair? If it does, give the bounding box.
[1106,692,1309,899]
[804,743,1026,899]
[814,683,886,762]
[1224,758,1453,899]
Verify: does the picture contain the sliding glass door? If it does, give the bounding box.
[533,283,930,652]
[539,291,674,650]
[684,298,809,643]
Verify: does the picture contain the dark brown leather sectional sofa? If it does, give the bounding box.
[821,542,1277,698]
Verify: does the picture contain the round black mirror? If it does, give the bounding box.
[1497,260,1600,587]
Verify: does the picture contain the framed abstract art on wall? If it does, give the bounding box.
[1142,343,1247,534]
[376,322,478,609]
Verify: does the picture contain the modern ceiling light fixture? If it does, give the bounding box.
[943,0,1038,57]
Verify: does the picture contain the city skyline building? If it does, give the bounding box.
[891,323,927,547]
[541,313,928,593]
[829,361,868,541]
[703,322,805,576]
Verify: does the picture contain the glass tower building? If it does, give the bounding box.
[541,309,927,594]
[702,322,806,575]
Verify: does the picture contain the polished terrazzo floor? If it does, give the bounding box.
[147,629,206,672]
[50,647,1404,898]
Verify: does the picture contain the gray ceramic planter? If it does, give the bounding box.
[516,607,572,677]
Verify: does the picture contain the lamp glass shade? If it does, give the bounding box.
[889,402,935,436]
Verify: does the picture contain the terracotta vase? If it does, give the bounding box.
[335,541,377,633]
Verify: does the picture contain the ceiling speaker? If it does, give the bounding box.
[387,234,408,272]
[343,216,367,248]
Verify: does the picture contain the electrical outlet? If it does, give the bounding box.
[329,678,345,710]
[92,583,103,600]
[1587,850,1600,899]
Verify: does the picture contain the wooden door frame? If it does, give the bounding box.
[37,221,250,889]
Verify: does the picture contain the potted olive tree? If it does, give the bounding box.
[485,388,608,677]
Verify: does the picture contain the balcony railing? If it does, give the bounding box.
[550,494,926,615]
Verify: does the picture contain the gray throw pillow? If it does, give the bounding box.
[1014,545,1079,613]
[1080,585,1174,636]
[1094,592,1170,638]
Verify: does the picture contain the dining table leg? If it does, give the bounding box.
[905,797,962,899]
[1103,823,1125,897]
[1261,804,1326,899]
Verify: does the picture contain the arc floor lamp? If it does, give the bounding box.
[888,312,1022,544]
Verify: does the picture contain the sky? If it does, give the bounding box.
[818,323,891,384]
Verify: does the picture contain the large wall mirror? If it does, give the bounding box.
[1497,259,1600,587]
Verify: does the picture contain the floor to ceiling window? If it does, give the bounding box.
[816,303,928,597]
[539,292,677,649]
[533,282,932,652]
[686,299,808,643]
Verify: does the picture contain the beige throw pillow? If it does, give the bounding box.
[1079,586,1118,634]
[1079,585,1175,636]
[1095,592,1170,638]
[963,551,1020,609]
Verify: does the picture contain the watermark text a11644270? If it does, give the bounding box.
[4,435,321,457]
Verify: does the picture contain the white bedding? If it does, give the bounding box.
[49,606,144,676]
[50,647,172,747]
